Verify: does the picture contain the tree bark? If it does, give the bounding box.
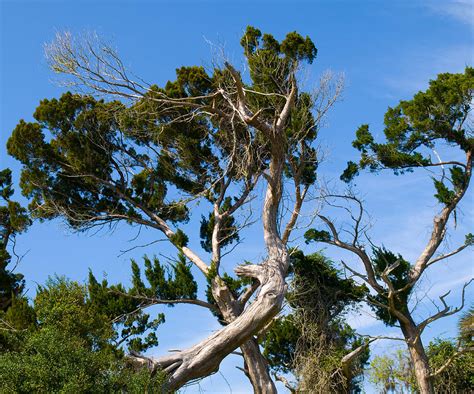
[211,277,277,393]
[399,318,434,394]
[139,149,288,391]
[241,338,277,393]
[148,264,285,391]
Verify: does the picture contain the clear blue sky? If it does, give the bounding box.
[1,1,473,392]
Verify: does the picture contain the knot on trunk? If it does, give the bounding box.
[235,263,266,282]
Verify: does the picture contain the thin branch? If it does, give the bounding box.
[426,243,470,268]
[430,344,472,377]
[109,290,220,313]
[418,278,473,333]
[318,214,383,292]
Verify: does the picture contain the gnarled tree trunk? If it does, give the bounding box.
[152,260,286,391]
[141,151,288,391]
[211,276,277,393]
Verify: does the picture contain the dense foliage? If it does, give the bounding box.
[0,276,167,393]
[341,67,474,185]
[262,251,369,392]
[7,26,321,244]
[0,169,30,312]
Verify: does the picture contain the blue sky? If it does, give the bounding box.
[1,1,473,392]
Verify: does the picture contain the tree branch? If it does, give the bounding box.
[109,290,220,313]
[418,278,473,333]
[410,151,472,283]
[426,243,470,268]
[318,214,383,292]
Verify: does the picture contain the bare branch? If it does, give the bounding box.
[418,278,473,333]
[273,374,296,393]
[410,151,472,283]
[430,344,472,377]
[109,290,220,313]
[426,243,470,268]
[318,214,383,292]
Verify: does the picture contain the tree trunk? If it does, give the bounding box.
[399,318,434,394]
[141,152,288,391]
[149,263,285,391]
[211,277,277,393]
[241,338,277,393]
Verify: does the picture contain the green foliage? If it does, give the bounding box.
[5,26,327,388]
[240,26,317,63]
[0,328,118,393]
[433,178,456,205]
[369,349,416,393]
[0,296,36,352]
[261,315,299,373]
[428,338,474,392]
[369,248,412,326]
[432,166,467,205]
[427,311,474,392]
[7,92,196,227]
[287,250,368,314]
[0,276,168,393]
[7,27,321,254]
[341,68,473,187]
[340,161,359,183]
[87,271,162,354]
[89,253,197,352]
[35,278,111,344]
[0,168,31,312]
[304,228,332,243]
[370,337,474,393]
[262,251,368,391]
[129,253,198,301]
[169,229,189,248]
[200,197,240,253]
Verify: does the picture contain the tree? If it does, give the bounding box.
[369,349,415,393]
[427,337,473,392]
[7,27,342,391]
[262,251,370,393]
[0,275,167,393]
[305,68,473,393]
[368,329,474,393]
[0,168,30,312]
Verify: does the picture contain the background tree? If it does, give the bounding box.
[0,168,30,312]
[426,337,473,392]
[0,274,168,393]
[262,250,370,393]
[7,27,342,391]
[305,68,473,393]
[368,349,415,393]
[368,309,474,394]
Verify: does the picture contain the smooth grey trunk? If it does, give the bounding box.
[399,318,434,394]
